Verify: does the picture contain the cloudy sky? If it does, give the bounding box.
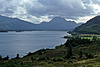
[0,0,100,24]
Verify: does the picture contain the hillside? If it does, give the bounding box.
[72,15,100,34]
[0,16,81,31]
[0,15,36,31]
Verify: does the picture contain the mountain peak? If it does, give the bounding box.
[50,17,67,23]
[52,17,65,20]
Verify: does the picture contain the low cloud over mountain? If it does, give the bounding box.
[0,15,81,31]
[0,0,100,23]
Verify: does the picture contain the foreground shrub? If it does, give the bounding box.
[38,57,47,61]
[53,57,65,62]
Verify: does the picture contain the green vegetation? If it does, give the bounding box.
[0,35,100,67]
[72,15,100,34]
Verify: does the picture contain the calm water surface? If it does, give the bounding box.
[0,31,70,58]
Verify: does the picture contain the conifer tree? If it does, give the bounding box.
[66,44,73,59]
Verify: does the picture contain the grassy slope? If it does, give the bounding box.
[72,16,100,34]
[1,42,100,67]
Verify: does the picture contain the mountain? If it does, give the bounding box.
[0,16,81,31]
[72,15,100,34]
[35,17,81,31]
[0,15,35,31]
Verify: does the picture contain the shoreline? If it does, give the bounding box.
[0,34,100,66]
[0,31,68,59]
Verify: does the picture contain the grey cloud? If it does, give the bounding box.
[81,0,91,4]
[91,0,100,4]
[27,0,94,20]
[0,0,99,23]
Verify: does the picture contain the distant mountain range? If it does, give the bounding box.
[72,15,100,34]
[0,15,81,31]
[35,17,81,31]
[0,15,35,31]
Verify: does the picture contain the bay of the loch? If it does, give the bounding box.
[0,31,70,58]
